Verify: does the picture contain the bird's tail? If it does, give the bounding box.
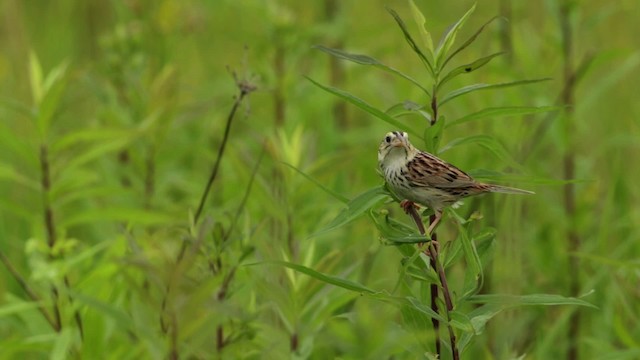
[485,184,535,195]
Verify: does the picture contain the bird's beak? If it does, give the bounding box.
[392,135,407,148]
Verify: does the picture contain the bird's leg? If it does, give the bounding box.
[426,210,442,236]
[400,200,417,214]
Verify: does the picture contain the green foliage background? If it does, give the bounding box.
[0,0,639,359]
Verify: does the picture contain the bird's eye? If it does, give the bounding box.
[385,135,392,143]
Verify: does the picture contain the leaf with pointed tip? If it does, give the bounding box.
[280,161,349,204]
[262,260,376,294]
[466,293,597,308]
[307,77,422,140]
[314,46,430,95]
[408,0,434,54]
[442,16,504,69]
[423,116,445,153]
[435,3,476,69]
[438,52,504,90]
[310,186,389,238]
[446,106,563,128]
[440,78,552,106]
[439,135,524,170]
[386,7,434,76]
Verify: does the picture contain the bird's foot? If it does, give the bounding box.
[400,200,417,214]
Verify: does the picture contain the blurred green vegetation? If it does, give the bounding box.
[0,0,639,359]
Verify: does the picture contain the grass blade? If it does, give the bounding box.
[446,106,563,128]
[307,77,422,140]
[386,7,434,76]
[263,260,376,294]
[434,3,476,69]
[310,186,389,237]
[281,161,349,204]
[442,16,504,69]
[466,293,597,308]
[438,52,505,90]
[408,0,434,54]
[440,78,552,106]
[315,46,430,95]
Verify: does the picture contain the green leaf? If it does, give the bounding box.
[386,101,432,123]
[0,301,42,318]
[311,186,389,237]
[405,296,445,321]
[386,7,434,76]
[442,16,504,69]
[457,222,483,300]
[466,293,598,308]
[280,161,349,204]
[434,3,476,69]
[315,46,430,95]
[0,162,40,190]
[51,329,74,360]
[52,128,133,153]
[439,134,522,169]
[60,208,177,228]
[408,0,434,54]
[263,260,376,294]
[446,106,563,128]
[440,78,552,106]
[307,77,422,140]
[423,116,445,153]
[29,51,43,105]
[438,52,505,90]
[449,310,474,333]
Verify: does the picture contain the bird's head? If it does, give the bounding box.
[378,131,415,167]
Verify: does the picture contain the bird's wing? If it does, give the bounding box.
[406,151,478,188]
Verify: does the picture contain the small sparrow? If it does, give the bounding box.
[378,131,533,235]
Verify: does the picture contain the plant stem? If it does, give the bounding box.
[559,2,581,359]
[193,78,256,225]
[0,251,59,330]
[406,206,459,360]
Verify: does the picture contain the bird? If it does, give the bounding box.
[378,131,533,235]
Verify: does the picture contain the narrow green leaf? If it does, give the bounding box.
[435,3,476,68]
[440,78,552,106]
[457,222,483,300]
[29,51,43,105]
[61,208,176,228]
[0,162,40,190]
[281,161,349,204]
[423,116,445,153]
[310,186,389,237]
[408,0,434,54]
[449,310,474,333]
[466,293,597,308]
[382,233,430,245]
[442,16,504,69]
[438,52,505,90]
[446,106,563,128]
[386,101,432,123]
[386,7,434,76]
[0,301,42,318]
[51,329,74,360]
[307,77,422,140]
[315,46,430,95]
[439,135,524,170]
[405,296,446,321]
[263,260,376,294]
[52,128,132,153]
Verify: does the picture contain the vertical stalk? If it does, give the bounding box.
[407,207,459,360]
[559,2,580,359]
[39,145,62,332]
